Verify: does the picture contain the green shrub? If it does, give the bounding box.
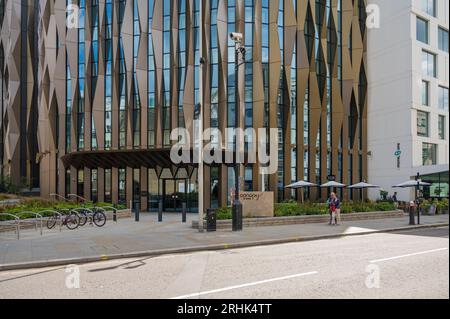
[274,203,301,216]
[0,197,128,221]
[212,200,397,220]
[0,175,28,194]
[215,206,232,220]
[374,202,396,211]
[436,199,449,213]
[275,201,396,216]
[275,202,329,217]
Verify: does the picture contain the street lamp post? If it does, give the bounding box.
[230,32,245,232]
[197,0,204,232]
[415,172,421,225]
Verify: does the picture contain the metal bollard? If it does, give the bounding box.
[158,200,163,222]
[182,202,187,223]
[206,209,217,232]
[409,201,416,225]
[232,201,243,232]
[135,201,140,222]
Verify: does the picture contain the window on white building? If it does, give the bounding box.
[417,17,429,44]
[438,27,449,52]
[439,86,449,110]
[438,115,446,140]
[422,50,436,77]
[417,110,429,137]
[422,80,430,105]
[421,0,436,17]
[423,143,437,166]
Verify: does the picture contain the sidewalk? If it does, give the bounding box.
[0,213,448,270]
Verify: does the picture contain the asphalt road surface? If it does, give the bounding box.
[0,227,448,299]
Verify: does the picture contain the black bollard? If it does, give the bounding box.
[206,209,217,232]
[232,201,243,232]
[182,202,187,223]
[409,202,415,225]
[135,201,140,222]
[158,200,163,222]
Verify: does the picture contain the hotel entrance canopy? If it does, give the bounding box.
[61,148,250,170]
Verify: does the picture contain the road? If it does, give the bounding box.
[0,227,448,299]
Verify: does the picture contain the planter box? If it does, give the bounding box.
[192,210,405,230]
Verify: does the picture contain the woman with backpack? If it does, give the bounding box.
[328,192,341,225]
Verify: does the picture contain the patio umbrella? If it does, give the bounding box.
[393,178,431,225]
[347,182,380,202]
[285,181,318,203]
[320,181,346,198]
[286,181,318,188]
[393,180,431,188]
[348,182,380,189]
[320,181,346,188]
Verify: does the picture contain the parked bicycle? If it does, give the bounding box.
[46,209,80,230]
[74,207,107,228]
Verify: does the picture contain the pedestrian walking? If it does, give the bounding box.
[328,192,341,225]
[392,192,399,209]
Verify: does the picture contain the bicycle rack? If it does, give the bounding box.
[92,207,109,224]
[99,206,118,222]
[0,213,21,240]
[92,207,107,214]
[56,208,71,215]
[39,210,63,232]
[50,193,69,202]
[14,211,43,236]
[67,194,88,204]
[71,208,94,226]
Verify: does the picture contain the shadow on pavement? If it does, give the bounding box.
[87,257,152,272]
[0,266,65,283]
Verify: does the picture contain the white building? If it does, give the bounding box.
[367,0,449,201]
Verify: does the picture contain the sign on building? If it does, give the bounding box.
[239,192,274,218]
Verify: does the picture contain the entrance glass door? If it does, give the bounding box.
[163,179,186,212]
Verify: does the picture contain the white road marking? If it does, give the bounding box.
[171,271,318,299]
[370,248,449,264]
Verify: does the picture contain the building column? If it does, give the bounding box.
[112,167,119,204]
[141,167,148,211]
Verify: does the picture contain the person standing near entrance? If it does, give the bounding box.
[392,192,399,209]
[328,192,341,225]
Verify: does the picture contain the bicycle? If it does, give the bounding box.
[76,207,107,228]
[46,209,80,230]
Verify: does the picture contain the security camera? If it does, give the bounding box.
[229,32,243,42]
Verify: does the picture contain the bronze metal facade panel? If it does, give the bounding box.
[1,0,367,208]
[1,0,39,190]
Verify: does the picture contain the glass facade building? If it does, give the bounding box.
[2,0,368,211]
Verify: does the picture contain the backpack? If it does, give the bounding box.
[330,203,336,212]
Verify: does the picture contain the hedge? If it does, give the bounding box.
[0,197,126,221]
[212,201,397,220]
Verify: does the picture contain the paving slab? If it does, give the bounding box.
[0,213,448,270]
